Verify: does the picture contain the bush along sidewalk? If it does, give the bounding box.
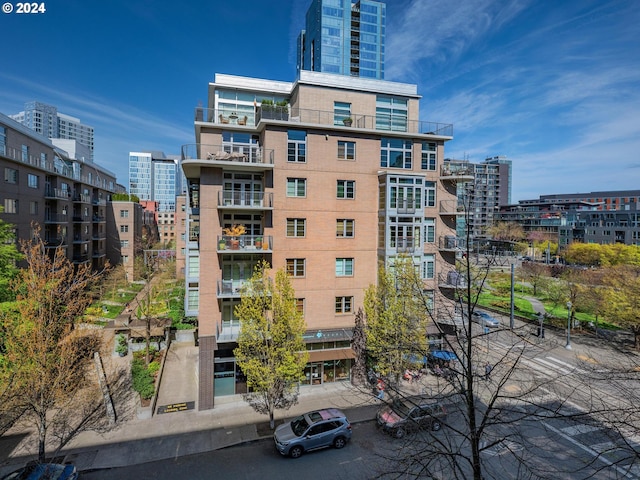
[131,349,162,404]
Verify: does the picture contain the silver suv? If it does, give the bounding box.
[377,396,447,439]
[274,408,352,458]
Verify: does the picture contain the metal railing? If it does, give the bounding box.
[439,199,465,215]
[217,235,272,252]
[181,144,273,165]
[218,191,273,208]
[194,107,453,137]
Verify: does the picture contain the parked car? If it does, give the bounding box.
[1,463,78,480]
[377,396,447,439]
[274,408,352,458]
[472,310,500,328]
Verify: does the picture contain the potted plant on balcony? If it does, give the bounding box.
[343,117,353,127]
[218,237,227,250]
[260,99,289,121]
[255,237,262,249]
[223,224,246,250]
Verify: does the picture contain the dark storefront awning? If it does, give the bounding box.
[429,350,458,361]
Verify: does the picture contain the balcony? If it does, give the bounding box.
[72,255,90,264]
[92,198,106,206]
[72,193,91,203]
[194,107,453,138]
[440,165,474,182]
[396,201,418,214]
[438,236,467,251]
[44,214,68,223]
[394,237,415,254]
[181,144,274,168]
[218,191,273,209]
[45,188,70,200]
[439,200,465,216]
[438,271,467,289]
[44,236,66,247]
[217,279,248,298]
[73,235,90,244]
[72,215,90,223]
[217,235,272,253]
[92,215,106,223]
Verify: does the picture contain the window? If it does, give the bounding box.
[120,225,129,233]
[120,210,129,218]
[337,180,355,199]
[28,174,39,188]
[296,298,305,316]
[424,181,436,207]
[4,199,17,214]
[376,96,408,131]
[334,101,351,125]
[421,142,436,170]
[335,296,353,314]
[335,258,354,276]
[4,168,17,184]
[286,258,305,277]
[337,141,355,160]
[122,255,129,264]
[0,127,5,156]
[188,256,199,277]
[424,218,435,243]
[423,254,435,279]
[29,201,38,215]
[381,138,412,169]
[287,218,306,237]
[336,219,354,237]
[121,240,129,248]
[21,145,28,162]
[287,130,306,163]
[287,178,306,197]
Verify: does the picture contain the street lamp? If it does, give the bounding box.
[565,301,572,350]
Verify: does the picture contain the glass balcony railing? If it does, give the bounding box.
[194,107,453,137]
[217,235,272,252]
[218,191,273,208]
[181,144,273,165]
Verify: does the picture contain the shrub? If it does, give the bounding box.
[148,361,160,375]
[131,357,155,400]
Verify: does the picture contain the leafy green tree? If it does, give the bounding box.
[602,265,640,349]
[234,261,308,429]
[486,221,525,242]
[0,211,22,302]
[364,257,430,385]
[351,307,367,386]
[565,243,603,266]
[0,229,103,462]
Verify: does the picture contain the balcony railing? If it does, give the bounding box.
[217,235,272,252]
[439,200,465,215]
[218,191,273,209]
[438,236,467,250]
[45,188,70,200]
[44,214,68,223]
[72,193,91,203]
[194,107,453,137]
[394,237,415,253]
[438,271,467,289]
[217,279,248,297]
[440,165,474,179]
[181,144,273,165]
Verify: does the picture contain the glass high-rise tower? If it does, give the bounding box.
[297,0,386,79]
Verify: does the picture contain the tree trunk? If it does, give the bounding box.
[269,409,275,430]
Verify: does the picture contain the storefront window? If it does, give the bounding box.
[214,360,235,396]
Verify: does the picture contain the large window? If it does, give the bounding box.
[286,218,306,237]
[120,210,129,218]
[4,168,17,184]
[334,101,351,125]
[421,142,436,170]
[188,256,199,277]
[423,254,435,279]
[335,296,353,314]
[286,178,306,197]
[3,199,17,214]
[337,180,355,199]
[21,145,28,162]
[381,138,412,169]
[424,218,435,243]
[376,96,408,131]
[28,174,39,188]
[424,181,436,207]
[336,219,354,237]
[0,127,5,156]
[286,258,305,277]
[335,258,354,276]
[287,130,306,163]
[29,201,38,215]
[338,141,355,160]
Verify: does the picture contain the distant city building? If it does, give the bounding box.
[496,190,640,248]
[444,156,512,238]
[297,0,386,79]
[9,101,94,158]
[128,151,184,213]
[0,112,120,270]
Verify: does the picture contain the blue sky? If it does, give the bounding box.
[1,0,638,201]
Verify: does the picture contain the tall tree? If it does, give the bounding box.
[234,261,308,429]
[603,265,640,349]
[0,229,103,462]
[364,257,430,386]
[351,307,367,386]
[486,221,525,242]
[0,211,22,302]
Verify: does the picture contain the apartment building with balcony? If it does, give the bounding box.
[0,112,119,269]
[182,69,465,410]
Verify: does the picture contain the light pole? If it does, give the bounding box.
[565,301,572,350]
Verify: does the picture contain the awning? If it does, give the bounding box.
[429,350,458,361]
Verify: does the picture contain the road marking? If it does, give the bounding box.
[545,356,588,374]
[532,357,573,375]
[561,424,601,436]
